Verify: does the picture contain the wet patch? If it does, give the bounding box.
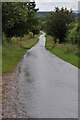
[27,50,37,58]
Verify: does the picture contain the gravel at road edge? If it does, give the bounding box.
[2,63,20,118]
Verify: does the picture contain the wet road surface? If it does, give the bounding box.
[18,32,78,118]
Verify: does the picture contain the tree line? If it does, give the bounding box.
[2,2,40,38]
[44,7,80,44]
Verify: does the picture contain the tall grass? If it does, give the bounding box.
[45,35,79,68]
[2,34,39,75]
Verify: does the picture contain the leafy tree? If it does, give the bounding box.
[2,2,40,37]
[45,7,75,43]
[2,2,28,36]
[31,17,40,37]
[66,23,79,44]
[25,2,40,37]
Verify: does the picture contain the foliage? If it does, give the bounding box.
[66,23,79,44]
[31,17,40,37]
[45,35,79,68]
[2,36,39,74]
[45,7,75,43]
[9,32,38,45]
[2,2,40,38]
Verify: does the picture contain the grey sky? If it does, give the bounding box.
[35,0,79,11]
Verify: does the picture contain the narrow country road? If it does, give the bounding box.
[18,32,78,118]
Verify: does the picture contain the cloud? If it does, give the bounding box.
[35,0,79,3]
[35,0,79,11]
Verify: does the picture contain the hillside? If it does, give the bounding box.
[37,11,80,21]
[37,12,51,21]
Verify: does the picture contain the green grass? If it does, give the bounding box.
[45,35,79,68]
[2,37,39,75]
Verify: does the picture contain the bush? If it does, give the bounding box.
[66,23,79,44]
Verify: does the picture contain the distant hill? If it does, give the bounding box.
[73,10,80,14]
[37,11,51,17]
[73,10,80,20]
[37,11,80,21]
[37,12,51,21]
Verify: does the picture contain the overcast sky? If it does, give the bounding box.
[35,0,79,11]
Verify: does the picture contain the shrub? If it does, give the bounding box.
[66,23,79,44]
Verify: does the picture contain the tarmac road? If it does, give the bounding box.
[18,32,78,118]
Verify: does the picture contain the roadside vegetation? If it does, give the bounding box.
[46,35,79,68]
[2,34,39,74]
[2,2,40,75]
[44,7,80,68]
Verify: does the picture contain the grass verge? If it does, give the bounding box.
[45,35,79,68]
[2,37,39,75]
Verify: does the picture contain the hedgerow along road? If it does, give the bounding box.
[18,32,78,118]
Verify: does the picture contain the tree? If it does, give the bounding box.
[2,2,40,37]
[2,2,29,37]
[66,22,80,45]
[25,2,40,37]
[45,7,75,43]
